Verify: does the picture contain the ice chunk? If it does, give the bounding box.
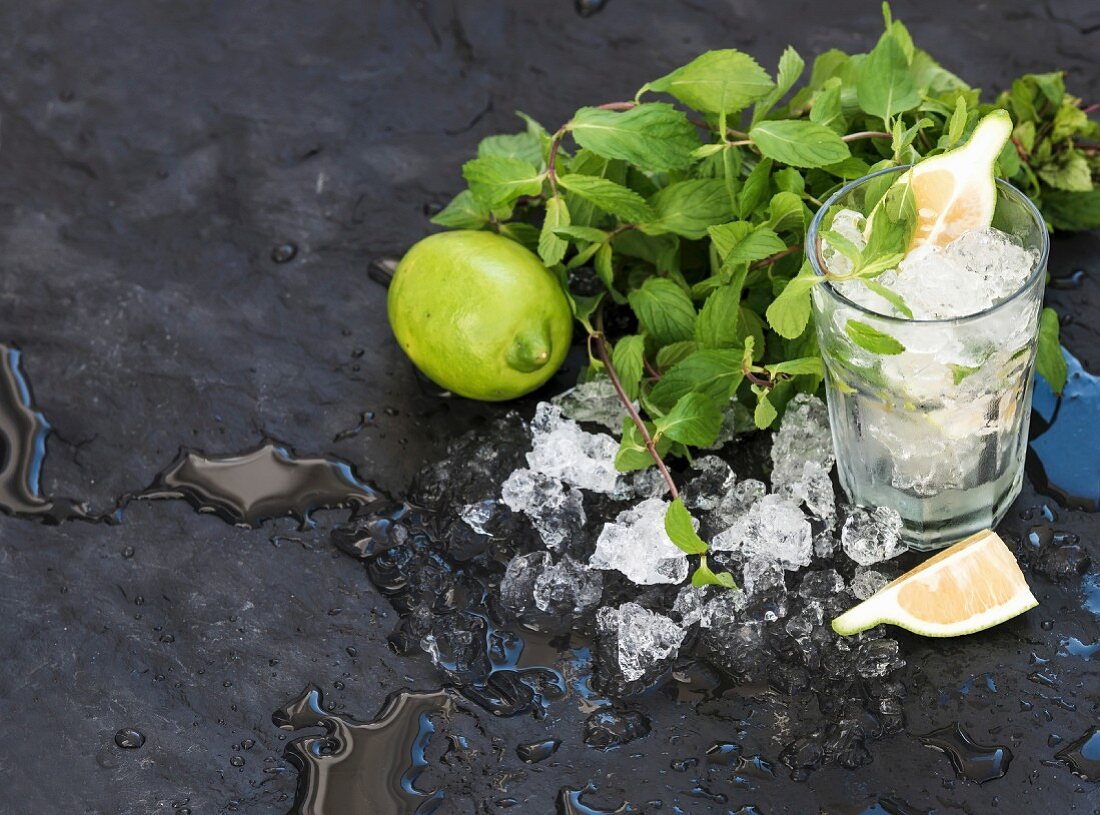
[597,602,686,682]
[849,567,890,600]
[612,467,671,502]
[770,394,835,492]
[711,478,767,529]
[798,569,845,600]
[841,506,906,566]
[500,551,552,612]
[683,456,737,512]
[500,468,586,553]
[672,585,747,628]
[526,403,620,494]
[459,500,498,536]
[711,493,813,570]
[533,555,604,615]
[589,498,689,585]
[776,460,836,524]
[552,379,630,433]
[741,556,788,598]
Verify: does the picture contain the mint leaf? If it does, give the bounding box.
[554,225,608,243]
[767,191,806,233]
[478,130,545,167]
[647,50,774,115]
[709,222,787,266]
[655,392,723,446]
[766,262,819,339]
[1038,149,1093,192]
[857,32,920,122]
[663,498,708,555]
[749,120,850,168]
[594,242,619,296]
[627,278,696,344]
[766,357,824,377]
[430,189,490,229]
[949,363,982,386]
[1036,307,1067,394]
[844,320,905,355]
[860,279,913,318]
[644,180,731,239]
[692,556,738,589]
[695,285,742,349]
[738,158,773,218]
[1042,189,1100,231]
[463,156,544,209]
[539,196,571,266]
[753,387,778,428]
[557,174,656,223]
[611,335,646,400]
[648,349,744,412]
[655,340,698,371]
[571,103,699,172]
[615,419,671,472]
[752,46,806,125]
[809,78,845,133]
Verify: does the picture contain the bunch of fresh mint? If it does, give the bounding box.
[429,4,1084,586]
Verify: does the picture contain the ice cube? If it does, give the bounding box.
[533,555,604,615]
[710,478,767,530]
[770,394,835,492]
[776,459,836,524]
[711,493,813,570]
[741,556,788,598]
[597,602,686,682]
[849,567,890,600]
[526,402,621,494]
[552,379,630,433]
[798,569,845,600]
[683,455,737,512]
[499,551,552,613]
[672,585,747,628]
[589,497,690,585]
[612,467,671,502]
[841,506,906,566]
[500,468,586,553]
[459,500,499,536]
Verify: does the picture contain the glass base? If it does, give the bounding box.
[837,463,1024,551]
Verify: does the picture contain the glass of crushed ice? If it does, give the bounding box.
[808,166,1049,550]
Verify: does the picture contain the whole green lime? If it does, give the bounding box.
[387,230,574,401]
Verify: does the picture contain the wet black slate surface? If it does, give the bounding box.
[0,1,1098,813]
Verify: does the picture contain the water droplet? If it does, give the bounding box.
[1056,726,1100,779]
[271,242,298,263]
[919,722,1012,783]
[230,755,244,767]
[242,739,255,750]
[121,546,135,558]
[516,738,560,763]
[114,728,145,749]
[1040,620,1054,631]
[368,257,399,287]
[557,785,630,814]
[574,0,609,18]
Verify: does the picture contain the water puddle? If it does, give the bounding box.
[1056,726,1100,780]
[273,684,461,814]
[1030,350,1100,510]
[917,723,1012,783]
[557,785,633,814]
[0,344,97,522]
[136,443,378,527]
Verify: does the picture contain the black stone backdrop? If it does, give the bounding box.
[0,2,1098,813]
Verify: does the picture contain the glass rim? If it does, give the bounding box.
[806,164,1050,325]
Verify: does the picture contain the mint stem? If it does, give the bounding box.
[592,318,680,500]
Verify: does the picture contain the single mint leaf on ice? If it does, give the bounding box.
[654,392,723,447]
[462,155,544,209]
[611,334,646,400]
[557,174,656,223]
[752,385,778,429]
[691,556,738,589]
[856,31,920,123]
[646,49,774,115]
[1036,307,1068,394]
[748,120,850,169]
[663,498,709,555]
[765,262,820,339]
[627,277,697,345]
[570,103,699,172]
[844,320,906,355]
[538,195,571,267]
[644,179,732,239]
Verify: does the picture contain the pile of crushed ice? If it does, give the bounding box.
[824,208,1037,320]
[487,386,906,689]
